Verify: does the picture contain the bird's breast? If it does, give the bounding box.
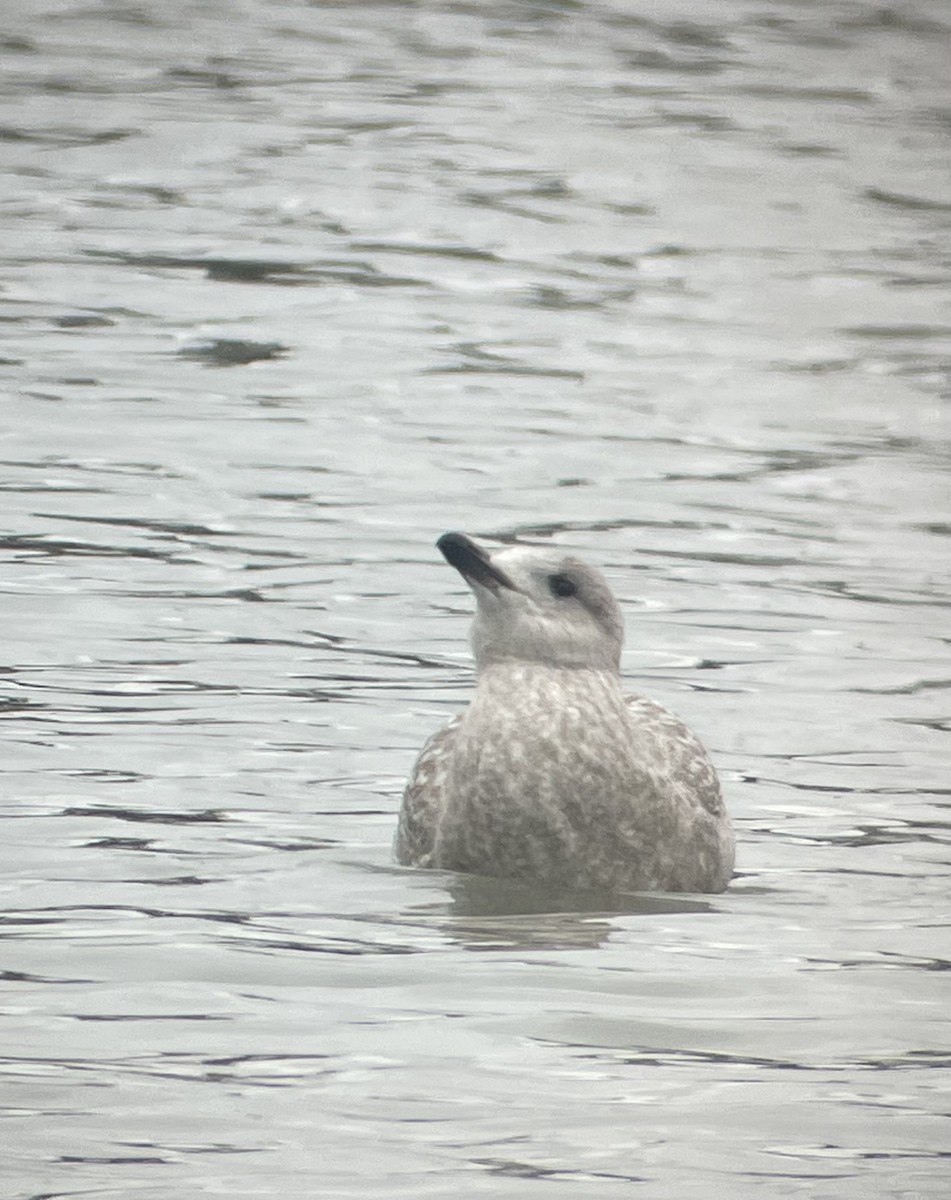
[450,666,636,812]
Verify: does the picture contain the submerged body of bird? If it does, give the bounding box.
[396,532,735,894]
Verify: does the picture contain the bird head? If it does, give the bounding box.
[437,532,624,672]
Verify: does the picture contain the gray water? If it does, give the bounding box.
[3,0,950,1196]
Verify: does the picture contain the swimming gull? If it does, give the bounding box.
[396,532,735,894]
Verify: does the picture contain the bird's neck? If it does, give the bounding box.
[475,660,623,699]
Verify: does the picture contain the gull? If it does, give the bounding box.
[396,532,735,894]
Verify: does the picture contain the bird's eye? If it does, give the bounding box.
[548,573,577,598]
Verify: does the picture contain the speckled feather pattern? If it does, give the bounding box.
[395,534,735,895]
[397,665,733,893]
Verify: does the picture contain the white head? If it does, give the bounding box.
[437,532,624,672]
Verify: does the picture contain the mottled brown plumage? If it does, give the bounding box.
[396,533,734,894]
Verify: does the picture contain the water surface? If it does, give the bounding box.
[2,1,950,1197]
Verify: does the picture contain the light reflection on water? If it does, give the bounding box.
[2,0,950,1196]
